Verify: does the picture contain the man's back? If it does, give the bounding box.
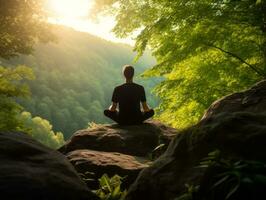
[112,82,146,120]
[104,65,154,125]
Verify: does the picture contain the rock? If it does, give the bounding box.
[58,120,176,190]
[0,132,99,200]
[203,79,266,119]
[67,149,150,189]
[59,120,176,157]
[126,80,266,200]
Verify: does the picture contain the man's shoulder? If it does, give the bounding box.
[127,83,144,89]
[114,84,125,90]
[132,82,144,88]
[116,83,143,88]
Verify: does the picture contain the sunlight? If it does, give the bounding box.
[46,0,134,45]
[48,0,91,19]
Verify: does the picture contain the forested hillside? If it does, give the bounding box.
[1,26,157,138]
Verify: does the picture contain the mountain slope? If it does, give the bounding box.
[1,26,157,138]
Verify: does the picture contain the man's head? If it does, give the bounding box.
[123,65,134,80]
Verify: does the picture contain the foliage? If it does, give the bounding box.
[2,27,158,138]
[175,150,266,200]
[174,184,199,200]
[88,122,106,129]
[18,111,65,149]
[0,66,63,148]
[79,171,96,185]
[198,149,222,168]
[197,150,266,200]
[0,65,34,131]
[149,143,166,160]
[94,174,127,200]
[93,0,266,129]
[0,0,62,149]
[0,0,54,59]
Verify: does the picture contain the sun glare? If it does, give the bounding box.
[46,0,134,45]
[49,0,91,19]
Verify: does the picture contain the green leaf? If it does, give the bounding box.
[153,143,165,152]
[256,0,262,5]
[111,185,121,198]
[226,184,239,199]
[212,175,230,188]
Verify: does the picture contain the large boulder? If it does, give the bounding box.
[59,120,176,189]
[67,149,150,189]
[59,120,176,157]
[203,79,266,118]
[0,132,98,200]
[126,80,266,200]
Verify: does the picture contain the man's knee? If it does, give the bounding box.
[104,109,109,116]
[146,109,154,118]
[142,109,155,121]
[104,109,118,118]
[149,109,155,116]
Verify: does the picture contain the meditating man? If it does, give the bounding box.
[104,65,154,125]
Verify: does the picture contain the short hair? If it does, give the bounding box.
[123,65,134,79]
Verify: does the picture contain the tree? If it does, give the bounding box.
[0,0,54,59]
[93,0,266,128]
[0,0,54,131]
[89,100,104,122]
[0,65,34,131]
[19,112,65,149]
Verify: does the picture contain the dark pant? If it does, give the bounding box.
[104,109,154,125]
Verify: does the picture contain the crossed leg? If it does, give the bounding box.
[103,110,120,123]
[104,109,154,125]
[141,109,154,121]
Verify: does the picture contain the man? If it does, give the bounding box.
[104,65,154,125]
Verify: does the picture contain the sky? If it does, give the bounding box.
[46,0,134,45]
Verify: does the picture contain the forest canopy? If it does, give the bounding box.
[93,0,266,128]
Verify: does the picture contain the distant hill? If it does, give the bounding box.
[1,26,157,138]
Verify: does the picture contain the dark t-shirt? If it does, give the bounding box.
[112,83,146,119]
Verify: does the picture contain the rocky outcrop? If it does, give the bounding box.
[0,131,98,200]
[203,79,266,118]
[60,120,177,188]
[126,80,266,200]
[67,150,150,189]
[59,120,176,157]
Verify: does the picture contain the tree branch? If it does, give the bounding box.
[206,43,266,78]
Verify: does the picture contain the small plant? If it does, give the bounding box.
[87,122,101,129]
[79,171,95,185]
[198,149,223,168]
[94,174,127,200]
[174,184,199,200]
[198,150,266,200]
[148,143,166,160]
[175,150,266,200]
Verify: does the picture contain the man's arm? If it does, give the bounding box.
[109,87,118,111]
[141,102,150,112]
[109,102,117,112]
[140,86,151,112]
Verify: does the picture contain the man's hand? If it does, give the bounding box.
[141,102,150,112]
[109,102,117,112]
